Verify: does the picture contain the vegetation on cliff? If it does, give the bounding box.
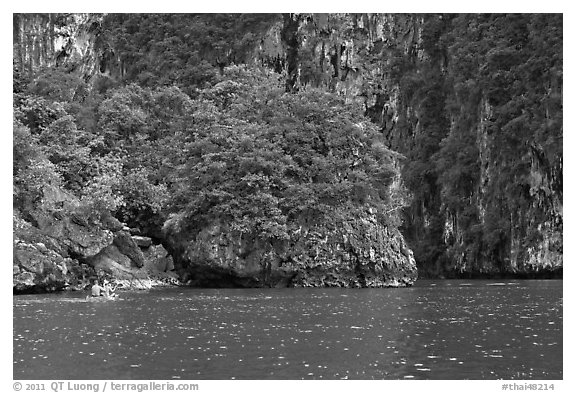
[13,14,416,288]
[13,13,562,284]
[254,13,562,277]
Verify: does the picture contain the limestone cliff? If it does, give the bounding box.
[13,185,178,293]
[13,214,92,293]
[13,14,104,80]
[256,13,562,278]
[164,208,417,288]
[13,13,562,281]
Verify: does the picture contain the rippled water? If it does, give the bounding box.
[13,280,562,380]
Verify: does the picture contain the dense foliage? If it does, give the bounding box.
[97,14,279,94]
[169,68,404,241]
[379,14,562,274]
[13,58,405,248]
[273,13,562,275]
[13,13,562,276]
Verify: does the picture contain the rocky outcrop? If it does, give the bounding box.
[84,229,177,289]
[143,244,175,273]
[13,214,94,293]
[13,13,104,81]
[13,184,180,293]
[165,208,417,288]
[28,208,114,259]
[13,242,90,293]
[111,231,145,267]
[288,213,417,288]
[260,14,562,278]
[14,215,180,293]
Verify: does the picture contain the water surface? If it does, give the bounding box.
[13,280,562,379]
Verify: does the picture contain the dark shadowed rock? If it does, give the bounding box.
[82,230,151,285]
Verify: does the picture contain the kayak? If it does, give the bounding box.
[85,295,119,302]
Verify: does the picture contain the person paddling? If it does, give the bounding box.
[102,279,117,299]
[91,279,104,297]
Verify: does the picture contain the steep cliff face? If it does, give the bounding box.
[436,15,562,277]
[13,14,104,80]
[164,208,417,288]
[259,13,562,277]
[13,13,562,283]
[254,14,447,275]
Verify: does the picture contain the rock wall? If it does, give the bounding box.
[164,208,417,288]
[84,229,178,290]
[13,216,92,293]
[13,209,106,293]
[258,13,562,278]
[13,14,104,80]
[13,13,561,281]
[13,185,178,294]
[443,97,563,277]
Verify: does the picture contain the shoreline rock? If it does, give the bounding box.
[164,208,418,288]
[13,196,180,294]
